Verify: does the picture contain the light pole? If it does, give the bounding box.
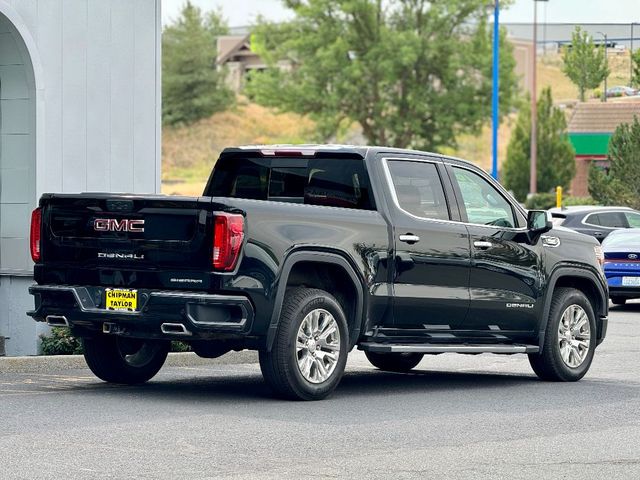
[597,31,608,102]
[530,0,548,197]
[491,0,499,180]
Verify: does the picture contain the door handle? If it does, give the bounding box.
[399,234,420,244]
[473,241,493,249]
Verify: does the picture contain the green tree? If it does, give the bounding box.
[632,49,640,88]
[589,116,640,209]
[503,88,576,201]
[162,2,233,126]
[246,0,518,150]
[562,27,609,102]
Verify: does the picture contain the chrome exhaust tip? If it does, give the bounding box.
[46,315,69,327]
[160,323,192,336]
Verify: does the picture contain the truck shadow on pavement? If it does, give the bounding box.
[126,367,588,405]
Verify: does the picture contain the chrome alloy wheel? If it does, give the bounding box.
[557,304,591,368]
[296,308,341,384]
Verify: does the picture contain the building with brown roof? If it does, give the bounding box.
[216,34,267,92]
[568,101,640,196]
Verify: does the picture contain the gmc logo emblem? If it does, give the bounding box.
[94,218,145,233]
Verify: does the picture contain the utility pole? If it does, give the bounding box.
[631,23,635,88]
[491,0,500,180]
[597,31,608,101]
[530,2,538,196]
[530,0,549,197]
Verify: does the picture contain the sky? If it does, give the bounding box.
[161,0,640,27]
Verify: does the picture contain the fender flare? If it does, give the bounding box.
[265,250,365,351]
[538,266,608,349]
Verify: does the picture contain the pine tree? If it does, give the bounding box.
[632,49,640,88]
[589,116,640,209]
[503,88,576,201]
[162,2,233,126]
[562,27,609,102]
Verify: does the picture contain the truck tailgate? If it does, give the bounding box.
[36,193,226,289]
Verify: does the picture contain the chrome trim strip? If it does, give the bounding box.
[362,343,539,354]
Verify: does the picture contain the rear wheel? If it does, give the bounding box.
[529,288,596,382]
[259,288,348,401]
[611,297,627,306]
[83,335,170,384]
[365,351,423,372]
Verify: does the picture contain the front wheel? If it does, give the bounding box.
[83,335,170,384]
[259,288,349,401]
[365,351,423,372]
[529,288,596,382]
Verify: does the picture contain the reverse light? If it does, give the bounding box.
[30,208,42,263]
[212,213,244,271]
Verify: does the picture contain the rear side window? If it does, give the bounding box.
[387,160,450,220]
[587,212,627,228]
[207,157,375,210]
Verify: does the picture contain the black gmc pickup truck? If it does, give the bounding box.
[28,145,608,400]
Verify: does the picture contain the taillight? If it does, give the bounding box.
[212,213,244,271]
[30,207,42,263]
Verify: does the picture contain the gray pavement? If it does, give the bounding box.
[1,303,639,479]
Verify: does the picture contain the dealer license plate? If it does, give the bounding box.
[105,288,138,311]
[622,277,640,287]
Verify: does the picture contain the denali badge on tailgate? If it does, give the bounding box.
[94,218,145,232]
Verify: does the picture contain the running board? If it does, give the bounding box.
[359,343,539,354]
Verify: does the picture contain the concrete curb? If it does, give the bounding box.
[0,350,259,374]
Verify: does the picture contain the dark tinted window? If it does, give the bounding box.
[387,160,449,220]
[207,157,375,210]
[586,213,601,225]
[589,212,627,228]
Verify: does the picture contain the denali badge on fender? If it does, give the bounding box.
[506,303,534,309]
[94,218,145,233]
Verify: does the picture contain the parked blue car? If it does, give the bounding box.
[602,228,640,305]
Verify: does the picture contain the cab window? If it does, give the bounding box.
[387,160,450,220]
[451,167,516,228]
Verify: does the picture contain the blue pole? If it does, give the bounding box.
[491,0,499,180]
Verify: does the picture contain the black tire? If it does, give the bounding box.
[611,297,627,306]
[259,287,349,401]
[365,351,423,372]
[83,335,170,384]
[528,287,596,382]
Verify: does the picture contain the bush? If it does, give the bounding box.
[171,341,191,352]
[40,328,191,355]
[525,193,599,210]
[40,327,83,355]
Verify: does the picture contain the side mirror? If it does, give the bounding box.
[527,210,553,234]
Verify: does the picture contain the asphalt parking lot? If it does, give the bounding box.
[1,303,639,480]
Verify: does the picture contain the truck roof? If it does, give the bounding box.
[221,144,472,166]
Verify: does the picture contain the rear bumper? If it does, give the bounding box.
[608,287,640,299]
[28,285,255,340]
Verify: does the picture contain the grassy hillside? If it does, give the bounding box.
[162,100,315,196]
[161,51,635,195]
